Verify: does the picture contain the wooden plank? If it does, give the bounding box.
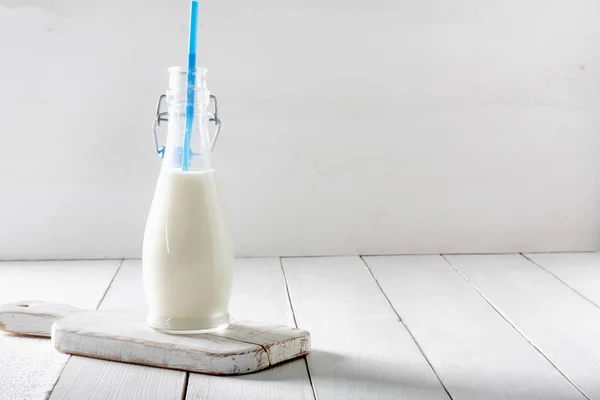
[50,356,185,400]
[56,312,309,375]
[186,257,314,400]
[50,260,186,400]
[282,256,450,400]
[0,301,82,337]
[98,259,147,310]
[445,254,599,399]
[0,260,121,400]
[364,255,586,400]
[0,301,308,374]
[524,252,600,307]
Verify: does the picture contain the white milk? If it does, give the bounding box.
[142,168,234,333]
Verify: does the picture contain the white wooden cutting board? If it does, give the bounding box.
[0,301,310,375]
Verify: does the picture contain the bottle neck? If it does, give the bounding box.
[162,67,213,171]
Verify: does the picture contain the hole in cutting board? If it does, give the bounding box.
[17,304,29,308]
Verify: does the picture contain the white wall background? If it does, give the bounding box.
[1,0,600,259]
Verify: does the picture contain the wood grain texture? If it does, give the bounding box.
[364,255,586,400]
[212,321,310,365]
[1,299,310,372]
[186,257,315,400]
[52,315,267,374]
[50,309,309,374]
[281,256,450,400]
[50,260,187,400]
[446,253,600,399]
[0,301,82,337]
[525,252,600,307]
[49,356,186,400]
[0,301,309,374]
[0,260,121,400]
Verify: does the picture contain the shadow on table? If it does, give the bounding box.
[246,350,585,400]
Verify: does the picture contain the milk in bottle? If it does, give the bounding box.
[142,67,233,333]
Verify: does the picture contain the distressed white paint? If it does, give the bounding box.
[0,301,81,337]
[0,260,120,400]
[2,1,600,259]
[282,256,450,400]
[0,302,309,375]
[446,254,600,399]
[364,255,586,399]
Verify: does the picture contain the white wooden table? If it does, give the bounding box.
[1,253,599,400]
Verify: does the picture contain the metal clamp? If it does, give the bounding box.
[152,94,222,158]
[207,94,221,151]
[152,95,168,158]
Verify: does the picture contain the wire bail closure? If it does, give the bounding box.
[152,93,222,158]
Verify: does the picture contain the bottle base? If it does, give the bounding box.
[147,313,230,335]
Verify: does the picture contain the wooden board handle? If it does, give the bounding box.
[0,301,83,337]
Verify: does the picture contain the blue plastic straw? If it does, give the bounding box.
[182,0,199,171]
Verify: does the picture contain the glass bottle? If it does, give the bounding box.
[143,67,233,334]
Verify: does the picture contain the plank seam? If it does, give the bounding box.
[47,258,125,399]
[521,253,600,311]
[180,372,189,400]
[95,259,125,310]
[279,257,318,400]
[441,254,592,400]
[360,256,454,400]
